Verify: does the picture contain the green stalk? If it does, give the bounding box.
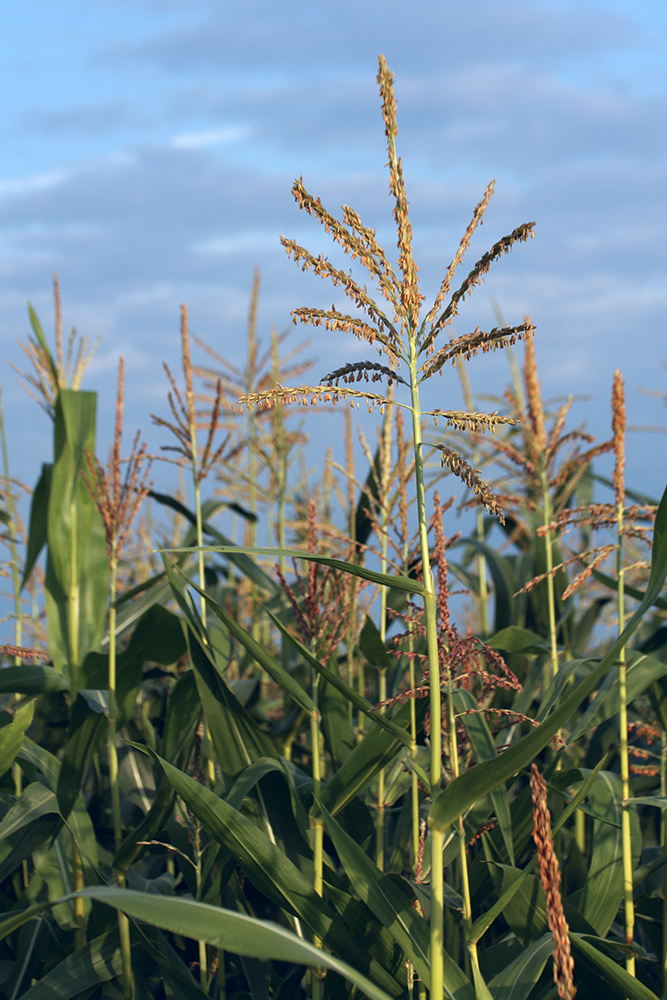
[376,392,393,870]
[108,554,134,1000]
[407,345,445,994]
[193,824,209,992]
[310,667,324,1000]
[617,501,635,976]
[344,411,358,735]
[68,496,81,695]
[188,418,216,797]
[409,339,480,985]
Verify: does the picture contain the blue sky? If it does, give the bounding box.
[1,0,666,514]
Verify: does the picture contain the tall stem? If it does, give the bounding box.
[617,503,635,976]
[310,667,324,1000]
[376,390,393,870]
[108,555,134,1000]
[407,346,444,994]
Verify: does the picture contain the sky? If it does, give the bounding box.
[1,0,666,541]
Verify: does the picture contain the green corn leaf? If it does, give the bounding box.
[21,462,52,591]
[76,886,398,1000]
[488,934,553,1000]
[27,303,58,385]
[189,577,316,715]
[45,390,109,688]
[359,615,393,670]
[143,751,405,997]
[0,665,69,695]
[79,603,187,726]
[17,930,124,999]
[570,933,660,1000]
[320,802,475,1000]
[314,696,428,820]
[569,649,667,741]
[114,670,201,875]
[150,490,280,595]
[0,700,35,778]
[18,735,61,789]
[454,689,514,865]
[450,536,518,633]
[430,482,667,835]
[577,770,640,936]
[163,544,426,595]
[187,629,279,785]
[0,782,58,840]
[487,626,550,655]
[56,693,107,821]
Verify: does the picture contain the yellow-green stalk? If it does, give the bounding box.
[612,370,635,977]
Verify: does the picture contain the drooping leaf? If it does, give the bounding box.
[150,491,280,595]
[0,781,58,841]
[146,751,404,997]
[570,933,660,1000]
[165,544,426,595]
[78,886,399,1000]
[487,626,549,655]
[0,665,69,695]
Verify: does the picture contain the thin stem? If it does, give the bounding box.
[408,342,445,994]
[617,502,635,976]
[310,668,324,1000]
[376,391,393,870]
[109,555,134,1000]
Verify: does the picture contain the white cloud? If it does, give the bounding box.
[0,168,71,197]
[168,125,250,150]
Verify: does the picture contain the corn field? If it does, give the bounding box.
[0,56,666,1000]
